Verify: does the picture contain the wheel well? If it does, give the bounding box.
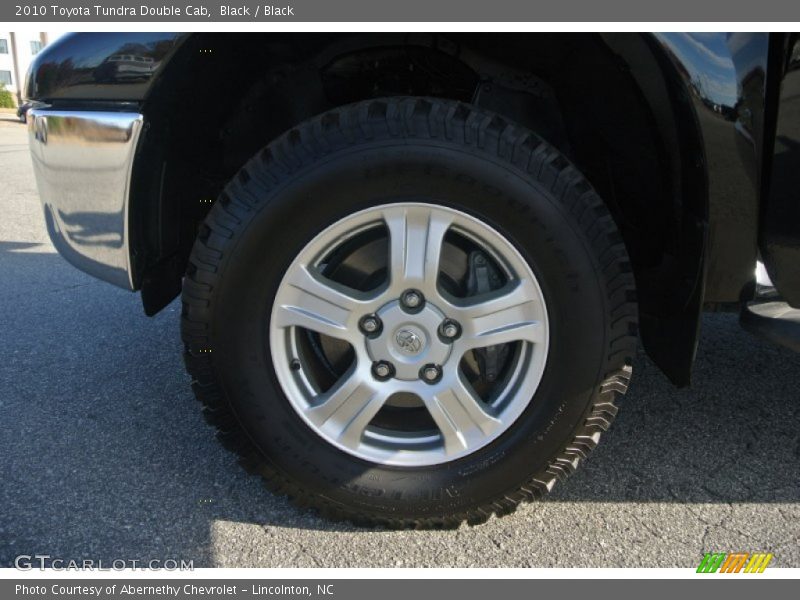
[131,32,706,384]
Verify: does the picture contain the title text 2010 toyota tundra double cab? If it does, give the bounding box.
[25,33,800,527]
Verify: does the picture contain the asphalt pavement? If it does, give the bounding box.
[0,117,798,568]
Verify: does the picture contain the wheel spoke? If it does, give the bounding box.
[383,206,452,293]
[455,279,545,349]
[306,370,386,450]
[426,375,502,455]
[272,264,363,341]
[463,319,544,349]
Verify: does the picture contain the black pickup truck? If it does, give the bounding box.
[25,33,800,527]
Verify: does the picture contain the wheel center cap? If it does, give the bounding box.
[394,328,425,355]
[366,300,452,381]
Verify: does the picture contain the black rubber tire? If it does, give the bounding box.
[181,97,637,528]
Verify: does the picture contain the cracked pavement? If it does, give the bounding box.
[0,118,798,568]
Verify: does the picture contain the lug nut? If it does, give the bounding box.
[400,289,424,311]
[372,360,395,381]
[359,314,382,337]
[439,319,461,341]
[420,364,442,384]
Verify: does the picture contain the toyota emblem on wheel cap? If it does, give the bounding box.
[395,329,424,355]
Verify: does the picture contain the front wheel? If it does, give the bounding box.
[181,97,637,527]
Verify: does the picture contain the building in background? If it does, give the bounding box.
[0,32,59,105]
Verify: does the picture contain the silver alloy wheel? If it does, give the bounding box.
[270,203,549,466]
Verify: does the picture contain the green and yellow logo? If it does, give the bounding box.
[696,552,774,573]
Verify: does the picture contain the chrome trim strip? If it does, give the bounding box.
[27,110,143,290]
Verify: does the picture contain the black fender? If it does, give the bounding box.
[26,32,777,387]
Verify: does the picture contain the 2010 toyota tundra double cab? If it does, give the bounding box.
[24,33,800,527]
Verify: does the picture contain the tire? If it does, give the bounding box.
[181,97,637,528]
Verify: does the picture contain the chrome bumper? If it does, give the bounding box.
[28,110,143,290]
